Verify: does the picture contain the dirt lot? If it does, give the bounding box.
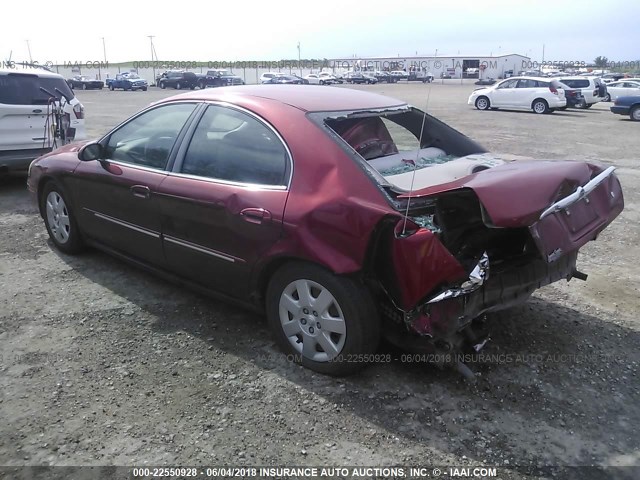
[1,82,639,479]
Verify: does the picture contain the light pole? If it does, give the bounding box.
[101,37,107,63]
[148,35,156,84]
[297,41,301,76]
[26,40,32,63]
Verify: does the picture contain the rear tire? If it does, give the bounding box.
[175,82,182,90]
[532,99,549,114]
[266,262,380,376]
[631,106,640,121]
[40,182,83,255]
[109,84,114,91]
[475,96,490,110]
[160,81,166,89]
[82,84,87,90]
[604,93,611,102]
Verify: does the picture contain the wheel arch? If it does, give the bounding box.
[251,255,360,308]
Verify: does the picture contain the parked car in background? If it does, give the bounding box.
[109,73,148,91]
[319,72,341,84]
[344,72,377,84]
[610,96,640,121]
[304,73,338,85]
[601,73,625,84]
[26,85,623,376]
[407,70,434,83]
[372,71,397,83]
[1,67,85,175]
[67,75,104,90]
[263,75,308,84]
[362,73,379,84]
[390,70,408,80]
[259,72,284,84]
[157,71,198,90]
[475,78,497,86]
[197,70,244,89]
[551,80,585,109]
[603,80,640,102]
[469,76,567,114]
[557,76,607,108]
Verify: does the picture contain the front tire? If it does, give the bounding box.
[175,82,182,90]
[475,96,490,110]
[41,182,83,254]
[109,84,114,91]
[266,263,380,376]
[532,99,549,114]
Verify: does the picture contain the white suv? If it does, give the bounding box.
[557,76,607,108]
[468,76,566,114]
[0,67,86,175]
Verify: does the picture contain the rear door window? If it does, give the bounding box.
[561,79,590,88]
[180,105,289,186]
[0,73,73,105]
[517,79,539,88]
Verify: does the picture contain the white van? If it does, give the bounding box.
[0,67,86,175]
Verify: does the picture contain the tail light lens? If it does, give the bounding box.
[593,89,598,97]
[549,85,558,94]
[73,103,84,119]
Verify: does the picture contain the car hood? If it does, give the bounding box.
[398,160,619,228]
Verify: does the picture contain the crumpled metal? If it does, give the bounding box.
[427,252,490,304]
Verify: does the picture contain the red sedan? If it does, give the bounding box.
[27,85,624,376]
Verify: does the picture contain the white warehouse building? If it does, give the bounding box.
[329,53,532,79]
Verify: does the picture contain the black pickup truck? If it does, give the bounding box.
[196,69,245,89]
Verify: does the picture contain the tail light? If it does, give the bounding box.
[593,89,598,97]
[549,85,558,94]
[73,103,84,119]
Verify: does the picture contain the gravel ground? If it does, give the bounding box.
[1,82,639,479]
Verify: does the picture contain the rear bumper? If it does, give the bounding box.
[0,148,52,174]
[409,251,578,338]
[610,106,630,115]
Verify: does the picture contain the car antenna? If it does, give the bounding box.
[401,49,437,236]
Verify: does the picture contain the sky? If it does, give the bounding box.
[1,0,639,65]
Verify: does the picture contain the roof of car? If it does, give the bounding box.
[498,76,550,81]
[161,85,406,112]
[0,67,63,78]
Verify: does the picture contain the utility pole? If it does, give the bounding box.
[26,40,32,63]
[101,37,107,63]
[148,35,156,84]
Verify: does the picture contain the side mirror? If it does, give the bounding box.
[78,142,104,161]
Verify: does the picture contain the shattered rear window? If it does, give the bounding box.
[323,108,489,191]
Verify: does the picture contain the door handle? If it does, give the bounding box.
[240,208,272,224]
[130,185,151,199]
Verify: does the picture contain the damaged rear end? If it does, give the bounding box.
[321,106,624,370]
[377,161,623,358]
